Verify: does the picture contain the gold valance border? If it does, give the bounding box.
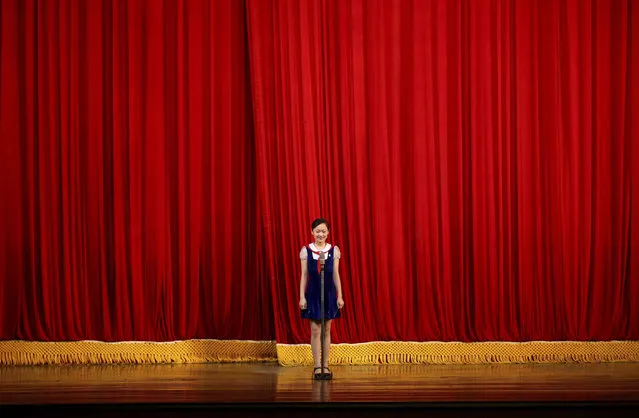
[1,340,637,366]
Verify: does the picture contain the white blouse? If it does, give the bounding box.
[300,243,341,260]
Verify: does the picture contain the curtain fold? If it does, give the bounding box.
[1,0,637,345]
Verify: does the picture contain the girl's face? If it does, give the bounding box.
[311,224,329,244]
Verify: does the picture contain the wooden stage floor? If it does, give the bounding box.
[2,362,639,417]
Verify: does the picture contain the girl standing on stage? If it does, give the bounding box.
[299,218,344,379]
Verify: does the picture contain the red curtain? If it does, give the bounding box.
[0,0,273,342]
[1,0,638,344]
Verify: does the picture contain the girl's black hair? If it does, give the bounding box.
[311,218,330,231]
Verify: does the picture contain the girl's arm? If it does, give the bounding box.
[299,259,308,309]
[334,258,344,307]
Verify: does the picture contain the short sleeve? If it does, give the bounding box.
[334,246,341,259]
[300,247,307,260]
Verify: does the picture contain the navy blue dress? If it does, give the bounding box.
[301,246,341,321]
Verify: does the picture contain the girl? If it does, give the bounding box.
[299,218,344,380]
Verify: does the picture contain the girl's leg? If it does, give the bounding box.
[310,320,322,371]
[322,320,332,371]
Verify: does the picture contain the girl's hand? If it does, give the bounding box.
[337,297,344,309]
[299,297,307,310]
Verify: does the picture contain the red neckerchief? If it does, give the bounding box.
[309,244,330,273]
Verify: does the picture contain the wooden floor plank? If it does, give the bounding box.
[2,362,639,405]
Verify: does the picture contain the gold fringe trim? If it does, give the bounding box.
[0,339,277,366]
[1,339,638,366]
[276,341,639,366]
